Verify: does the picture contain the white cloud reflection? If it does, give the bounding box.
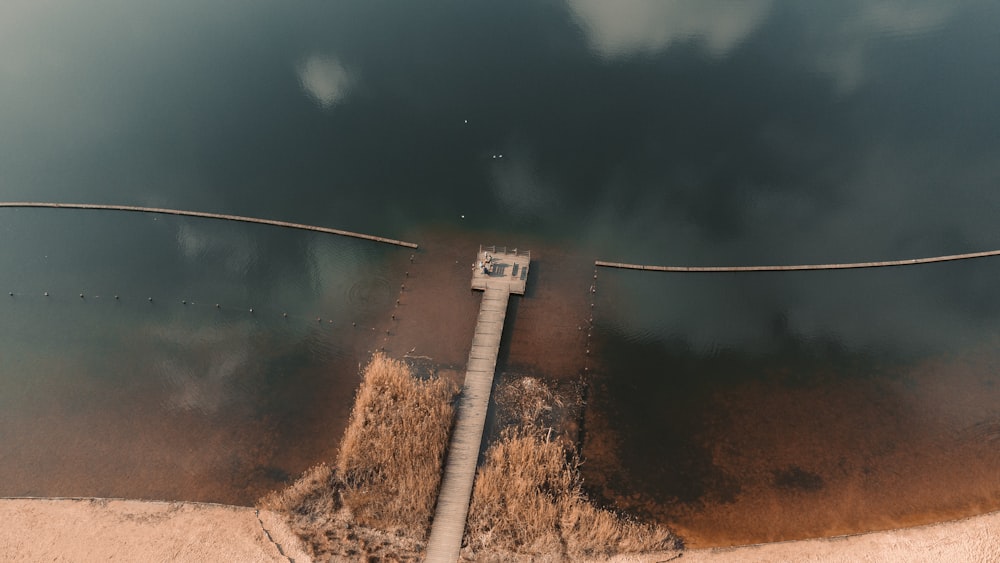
[176,223,256,275]
[152,324,257,415]
[567,0,773,58]
[812,1,955,94]
[297,54,353,109]
[587,138,1000,356]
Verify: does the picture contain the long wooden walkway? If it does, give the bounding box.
[425,247,529,563]
[0,202,418,248]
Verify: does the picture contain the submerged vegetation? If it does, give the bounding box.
[262,358,679,561]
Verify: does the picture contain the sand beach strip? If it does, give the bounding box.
[0,497,310,562]
[2,497,999,561]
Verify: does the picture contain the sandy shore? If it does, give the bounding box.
[678,509,1000,563]
[0,498,311,562]
[3,497,999,561]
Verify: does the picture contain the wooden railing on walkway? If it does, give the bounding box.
[481,244,530,259]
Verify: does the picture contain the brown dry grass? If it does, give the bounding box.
[259,353,458,560]
[464,378,681,561]
[337,353,457,536]
[263,362,678,561]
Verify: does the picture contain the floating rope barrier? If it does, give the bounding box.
[595,247,1000,272]
[4,289,354,328]
[0,202,418,249]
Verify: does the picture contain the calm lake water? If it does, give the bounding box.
[3,0,1000,543]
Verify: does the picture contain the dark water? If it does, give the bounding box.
[586,260,1000,544]
[3,0,1000,540]
[0,210,399,503]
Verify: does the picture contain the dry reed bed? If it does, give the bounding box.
[463,377,681,561]
[259,354,457,560]
[263,360,678,561]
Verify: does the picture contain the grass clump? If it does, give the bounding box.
[259,353,457,560]
[464,377,681,561]
[338,353,456,536]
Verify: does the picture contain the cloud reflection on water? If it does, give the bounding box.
[297,54,354,109]
[568,0,773,58]
[152,324,256,415]
[806,0,956,94]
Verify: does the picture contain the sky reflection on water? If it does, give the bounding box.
[2,0,1000,534]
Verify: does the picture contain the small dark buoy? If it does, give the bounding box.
[396,300,400,305]
[400,284,405,290]
[215,303,220,308]
[114,295,119,300]
[405,271,409,277]
[391,314,395,320]
[386,329,390,334]
[8,292,12,296]
[148,297,153,302]
[182,300,187,305]
[80,293,84,299]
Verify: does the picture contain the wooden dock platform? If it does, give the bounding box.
[425,246,529,562]
[471,245,530,295]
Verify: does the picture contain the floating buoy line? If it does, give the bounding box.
[0,202,418,249]
[583,266,598,374]
[3,289,375,329]
[595,247,1000,272]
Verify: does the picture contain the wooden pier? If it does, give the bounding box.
[425,246,529,563]
[471,245,530,295]
[0,202,418,248]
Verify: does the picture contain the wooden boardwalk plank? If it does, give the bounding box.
[427,248,529,562]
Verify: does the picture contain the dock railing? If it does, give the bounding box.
[481,244,530,259]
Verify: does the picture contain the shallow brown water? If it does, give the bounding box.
[378,227,592,382]
[581,335,1000,547]
[0,221,405,505]
[0,323,382,505]
[367,233,1000,548]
